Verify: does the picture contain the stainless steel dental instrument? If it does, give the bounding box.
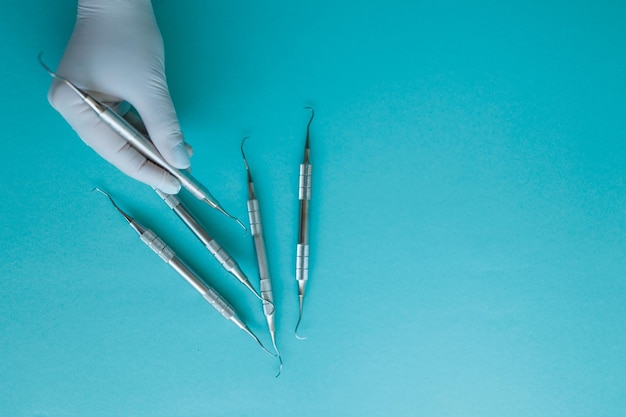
[153,188,264,302]
[295,108,314,339]
[39,54,244,230]
[93,188,272,355]
[241,138,283,376]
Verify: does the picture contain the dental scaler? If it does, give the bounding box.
[94,188,272,355]
[241,138,283,376]
[295,108,314,339]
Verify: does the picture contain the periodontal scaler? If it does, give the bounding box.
[94,188,272,355]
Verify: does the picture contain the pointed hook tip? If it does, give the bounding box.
[240,136,253,178]
[275,358,283,378]
[246,330,276,357]
[240,136,250,156]
[37,52,59,79]
[295,316,307,340]
[92,187,110,199]
[304,107,315,123]
[247,283,268,305]
[303,107,314,149]
[271,337,283,377]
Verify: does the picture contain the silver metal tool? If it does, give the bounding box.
[154,188,264,302]
[295,108,314,339]
[93,188,272,355]
[39,54,244,230]
[241,138,283,376]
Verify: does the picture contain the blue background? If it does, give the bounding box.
[1,0,626,416]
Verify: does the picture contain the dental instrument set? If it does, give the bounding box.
[94,188,273,356]
[154,188,263,302]
[42,54,320,373]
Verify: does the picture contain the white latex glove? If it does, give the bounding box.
[48,0,189,194]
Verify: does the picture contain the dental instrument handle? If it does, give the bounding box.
[248,199,276,321]
[154,189,262,300]
[248,198,283,375]
[295,163,311,336]
[295,107,314,339]
[240,137,282,375]
[297,161,312,280]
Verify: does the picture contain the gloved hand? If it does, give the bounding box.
[48,0,189,194]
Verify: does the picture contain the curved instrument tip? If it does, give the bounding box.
[240,136,254,185]
[37,53,66,83]
[37,52,53,75]
[92,187,115,206]
[295,294,308,339]
[275,354,284,378]
[92,188,134,224]
[245,281,268,305]
[303,106,315,118]
[303,107,315,149]
[245,327,276,357]
[240,136,250,168]
[270,335,283,377]
[294,314,307,340]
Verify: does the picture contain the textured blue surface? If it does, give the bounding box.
[1,1,626,416]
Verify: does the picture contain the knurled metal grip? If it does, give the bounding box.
[247,199,262,236]
[206,239,234,269]
[141,230,174,263]
[260,278,274,316]
[202,289,235,320]
[260,278,273,300]
[299,164,312,200]
[296,243,309,281]
[160,192,180,209]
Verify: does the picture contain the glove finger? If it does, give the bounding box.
[132,75,191,170]
[48,80,181,194]
[184,142,194,158]
[122,110,193,158]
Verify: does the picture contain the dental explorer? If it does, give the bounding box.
[241,138,283,376]
[153,188,265,302]
[93,188,272,355]
[38,54,244,230]
[295,108,314,339]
